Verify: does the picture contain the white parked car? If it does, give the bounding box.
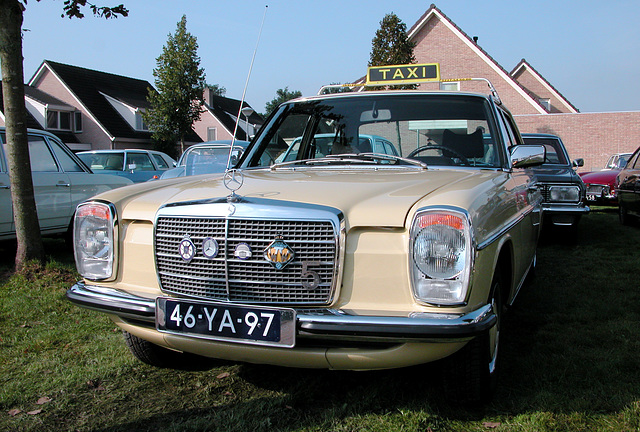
[160,140,250,180]
[78,149,176,183]
[0,128,132,241]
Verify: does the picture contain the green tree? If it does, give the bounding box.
[143,15,206,155]
[0,0,127,271]
[264,87,302,116]
[206,83,226,97]
[369,12,416,90]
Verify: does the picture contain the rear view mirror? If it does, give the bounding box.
[572,158,584,168]
[360,109,391,122]
[510,145,546,168]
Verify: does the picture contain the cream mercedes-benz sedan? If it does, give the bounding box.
[67,86,545,404]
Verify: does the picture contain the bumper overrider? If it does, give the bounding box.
[67,281,496,342]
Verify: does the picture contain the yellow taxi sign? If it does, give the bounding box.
[366,63,440,86]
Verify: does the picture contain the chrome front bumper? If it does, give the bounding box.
[67,281,496,342]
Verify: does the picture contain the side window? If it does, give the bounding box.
[47,138,84,172]
[126,153,154,171]
[632,151,640,169]
[152,154,169,169]
[28,136,58,172]
[499,111,520,148]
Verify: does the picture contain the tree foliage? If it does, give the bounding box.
[369,12,416,90]
[206,83,226,97]
[0,0,127,270]
[264,87,302,116]
[143,15,206,155]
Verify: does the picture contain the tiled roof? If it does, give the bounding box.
[24,85,73,108]
[0,83,46,130]
[35,60,154,140]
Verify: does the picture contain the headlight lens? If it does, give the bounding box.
[74,202,115,280]
[548,185,580,202]
[410,210,473,305]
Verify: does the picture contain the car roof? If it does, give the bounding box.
[521,133,560,139]
[287,90,494,105]
[0,127,65,141]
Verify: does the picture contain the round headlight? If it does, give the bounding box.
[413,221,466,279]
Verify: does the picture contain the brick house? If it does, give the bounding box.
[406,4,640,170]
[196,89,264,143]
[1,60,261,154]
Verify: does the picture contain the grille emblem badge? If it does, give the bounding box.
[264,237,295,270]
[234,242,252,260]
[202,237,219,259]
[178,236,196,262]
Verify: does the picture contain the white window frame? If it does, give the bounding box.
[207,127,217,141]
[46,109,73,131]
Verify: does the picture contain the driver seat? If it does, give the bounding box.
[442,128,484,159]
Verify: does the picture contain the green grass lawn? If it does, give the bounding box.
[1,207,639,431]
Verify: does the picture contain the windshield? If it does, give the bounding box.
[79,152,124,171]
[242,94,503,168]
[181,146,244,176]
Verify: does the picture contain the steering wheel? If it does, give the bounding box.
[407,145,470,166]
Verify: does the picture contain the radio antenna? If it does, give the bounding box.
[226,4,268,170]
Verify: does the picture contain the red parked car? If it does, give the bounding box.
[579,152,632,204]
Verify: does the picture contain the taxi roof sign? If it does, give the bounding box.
[366,63,440,86]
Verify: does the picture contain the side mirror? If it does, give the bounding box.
[128,163,137,171]
[572,158,584,168]
[510,145,546,168]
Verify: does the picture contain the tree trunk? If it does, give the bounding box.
[0,0,44,269]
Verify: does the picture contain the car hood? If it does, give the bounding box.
[529,165,581,183]
[99,168,496,228]
[579,169,619,184]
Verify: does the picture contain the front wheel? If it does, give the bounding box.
[442,270,503,404]
[619,204,634,226]
[123,331,216,370]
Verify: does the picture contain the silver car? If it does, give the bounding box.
[160,140,250,180]
[78,149,176,183]
[0,128,132,240]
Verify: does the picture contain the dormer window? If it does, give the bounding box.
[135,111,148,131]
[46,110,72,130]
[74,112,83,133]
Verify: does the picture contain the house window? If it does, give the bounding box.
[46,110,72,131]
[74,112,83,132]
[135,112,148,131]
[440,81,460,91]
[539,98,551,111]
[207,127,217,141]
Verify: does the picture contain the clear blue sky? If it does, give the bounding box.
[16,0,640,114]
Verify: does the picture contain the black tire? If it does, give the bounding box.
[619,204,633,226]
[442,270,503,404]
[123,331,216,370]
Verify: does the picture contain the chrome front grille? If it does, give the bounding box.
[155,216,338,305]
[585,184,609,196]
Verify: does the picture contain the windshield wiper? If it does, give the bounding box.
[270,153,427,170]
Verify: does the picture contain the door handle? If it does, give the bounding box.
[0,184,9,189]
[56,183,71,187]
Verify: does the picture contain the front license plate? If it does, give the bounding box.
[156,298,296,347]
[587,194,596,201]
